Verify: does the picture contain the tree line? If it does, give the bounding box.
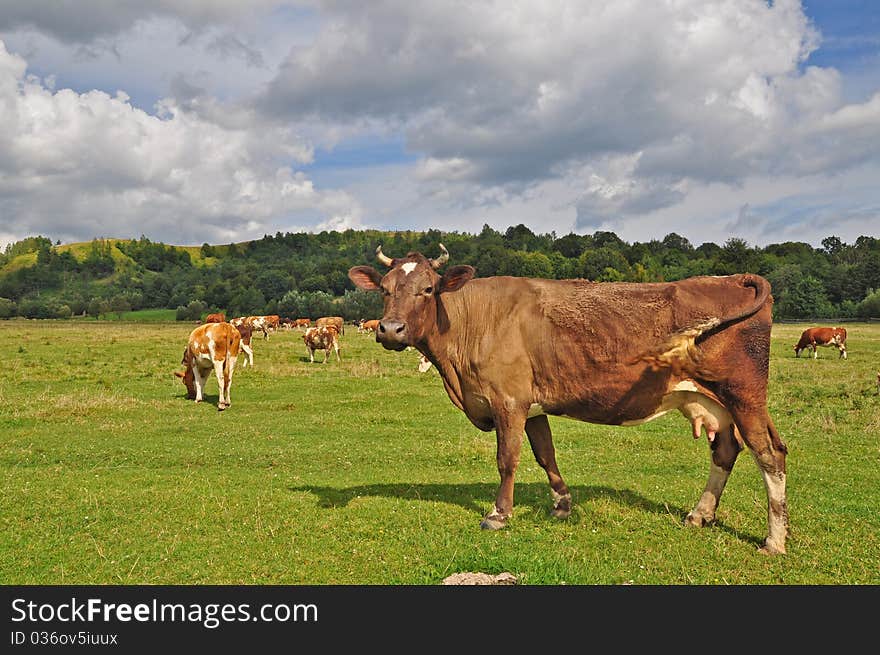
[1,226,879,321]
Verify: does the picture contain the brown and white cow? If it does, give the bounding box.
[174,322,241,410]
[794,326,847,359]
[316,316,345,336]
[303,325,341,363]
[417,354,433,373]
[205,312,226,323]
[233,322,255,368]
[294,318,311,331]
[349,244,788,554]
[246,315,279,340]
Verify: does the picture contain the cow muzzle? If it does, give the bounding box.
[377,319,408,351]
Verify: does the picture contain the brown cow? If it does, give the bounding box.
[205,312,226,323]
[316,316,345,336]
[294,318,311,331]
[359,319,380,334]
[303,325,341,363]
[349,244,788,554]
[174,322,241,410]
[794,326,847,359]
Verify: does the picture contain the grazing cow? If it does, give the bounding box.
[279,317,295,330]
[303,325,341,363]
[359,319,380,334]
[418,354,433,373]
[294,318,311,331]
[316,316,345,336]
[233,322,255,368]
[794,326,847,359]
[243,315,277,340]
[205,312,226,323]
[349,244,788,554]
[174,322,241,410]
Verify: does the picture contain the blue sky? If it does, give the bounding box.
[0,1,878,250]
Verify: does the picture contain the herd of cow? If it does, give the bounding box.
[172,243,869,556]
[174,312,359,410]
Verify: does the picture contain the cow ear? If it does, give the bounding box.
[439,265,475,293]
[348,266,383,291]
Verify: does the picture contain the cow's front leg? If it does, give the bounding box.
[481,406,526,530]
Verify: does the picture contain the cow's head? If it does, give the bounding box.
[348,244,474,350]
[174,348,197,399]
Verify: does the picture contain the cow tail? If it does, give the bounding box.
[638,274,771,376]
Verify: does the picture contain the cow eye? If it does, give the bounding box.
[424,286,433,295]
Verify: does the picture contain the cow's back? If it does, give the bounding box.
[436,274,772,422]
[444,275,767,366]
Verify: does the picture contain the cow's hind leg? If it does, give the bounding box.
[685,423,741,529]
[525,415,571,519]
[241,343,254,368]
[733,411,788,554]
[213,359,228,409]
[481,408,526,530]
[193,365,207,403]
[220,357,236,410]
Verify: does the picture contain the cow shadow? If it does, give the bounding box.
[177,392,224,409]
[288,481,763,547]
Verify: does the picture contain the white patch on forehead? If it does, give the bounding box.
[672,380,699,392]
[401,262,417,275]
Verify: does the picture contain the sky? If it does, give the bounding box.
[0,0,878,251]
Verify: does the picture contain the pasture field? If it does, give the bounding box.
[1,319,878,585]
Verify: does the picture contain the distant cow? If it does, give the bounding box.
[174,322,241,410]
[359,319,380,334]
[233,322,255,368]
[316,316,345,336]
[303,325,341,363]
[794,326,847,359]
[418,354,433,373]
[205,312,226,323]
[242,315,279,340]
[350,243,788,554]
[294,318,311,331]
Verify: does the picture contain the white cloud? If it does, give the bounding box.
[0,39,362,246]
[255,0,879,243]
[0,1,878,250]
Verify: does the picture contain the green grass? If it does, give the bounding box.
[1,320,878,585]
[67,308,179,322]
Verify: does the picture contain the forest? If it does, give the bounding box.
[1,225,879,321]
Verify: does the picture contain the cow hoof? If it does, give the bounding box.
[758,539,786,555]
[551,506,571,520]
[480,517,507,530]
[218,403,228,411]
[551,492,572,519]
[683,511,710,528]
[480,510,509,530]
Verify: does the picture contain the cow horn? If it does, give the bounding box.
[376,245,394,267]
[430,243,449,269]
